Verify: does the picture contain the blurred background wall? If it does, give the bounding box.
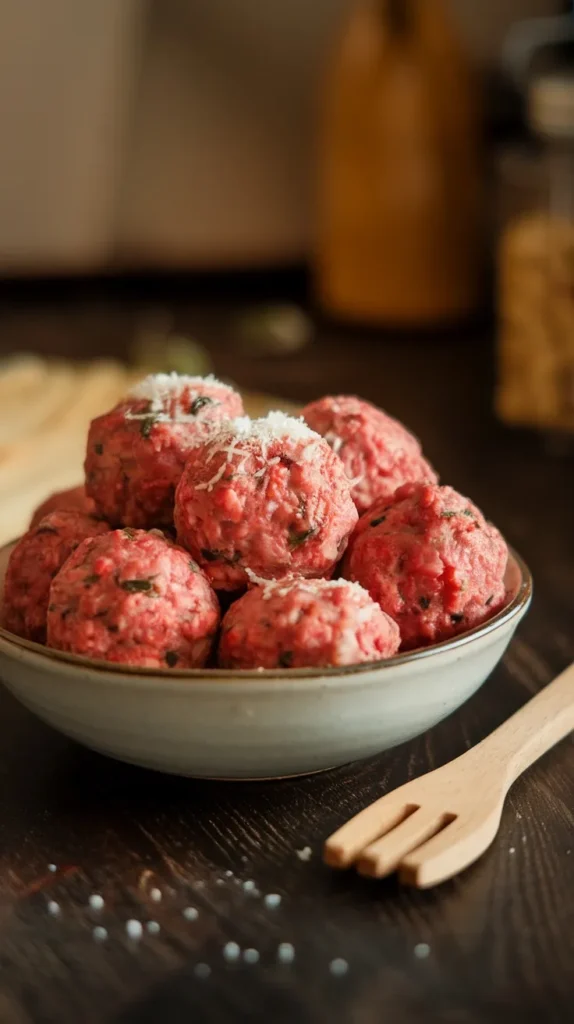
[0,0,564,275]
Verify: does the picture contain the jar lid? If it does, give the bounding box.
[528,74,574,140]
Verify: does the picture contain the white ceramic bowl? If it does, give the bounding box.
[0,541,531,779]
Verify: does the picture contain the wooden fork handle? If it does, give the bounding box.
[471,661,574,791]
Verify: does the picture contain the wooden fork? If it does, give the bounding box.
[324,662,574,888]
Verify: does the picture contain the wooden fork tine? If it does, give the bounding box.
[357,809,452,879]
[324,794,417,869]
[399,811,501,889]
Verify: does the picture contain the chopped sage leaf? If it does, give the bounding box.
[419,596,430,609]
[140,416,157,439]
[119,578,154,593]
[288,526,317,549]
[84,574,100,585]
[189,396,213,415]
[94,443,104,455]
[35,526,59,535]
[441,511,457,518]
[201,549,221,562]
[370,515,386,527]
[485,594,494,606]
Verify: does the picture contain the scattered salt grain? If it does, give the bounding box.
[150,887,162,902]
[47,864,57,873]
[93,926,108,943]
[414,943,430,959]
[329,958,349,977]
[183,906,199,921]
[277,942,295,964]
[89,894,105,912]
[194,963,211,979]
[296,846,312,862]
[264,893,282,909]
[126,920,143,940]
[223,942,241,962]
[244,948,260,964]
[147,921,161,935]
[47,901,60,916]
[509,847,516,854]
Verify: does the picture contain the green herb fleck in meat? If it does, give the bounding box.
[485,594,494,606]
[450,613,464,624]
[441,510,457,518]
[165,650,179,668]
[123,528,137,540]
[140,416,157,439]
[201,549,221,562]
[119,578,154,593]
[107,623,119,633]
[288,526,317,549]
[463,509,474,517]
[419,596,430,609]
[35,525,59,536]
[279,651,293,668]
[189,396,213,415]
[370,514,386,527]
[94,443,104,455]
[84,574,100,585]
[188,559,199,573]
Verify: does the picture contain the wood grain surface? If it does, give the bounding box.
[0,274,572,1024]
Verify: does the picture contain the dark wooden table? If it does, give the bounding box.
[0,276,573,1024]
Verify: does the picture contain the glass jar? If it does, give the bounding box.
[496,73,574,432]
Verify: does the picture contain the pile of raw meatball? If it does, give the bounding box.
[1,374,508,671]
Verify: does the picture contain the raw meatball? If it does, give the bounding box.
[47,528,219,669]
[85,373,244,529]
[343,483,508,650]
[219,577,400,669]
[30,485,95,528]
[174,412,358,591]
[1,511,110,643]
[301,395,437,513]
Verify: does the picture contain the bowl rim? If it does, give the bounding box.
[0,540,533,685]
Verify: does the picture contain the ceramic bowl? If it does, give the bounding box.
[0,541,532,779]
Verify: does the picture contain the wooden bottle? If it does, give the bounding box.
[315,0,482,326]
